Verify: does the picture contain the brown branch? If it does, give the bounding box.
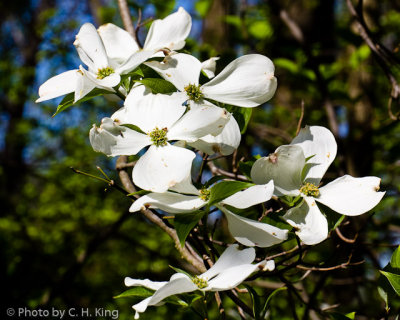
[295,100,305,136]
[207,161,248,181]
[117,0,141,48]
[346,0,400,120]
[296,260,364,271]
[116,156,206,273]
[335,227,358,244]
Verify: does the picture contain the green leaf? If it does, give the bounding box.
[233,108,252,134]
[208,181,254,206]
[174,211,205,247]
[238,160,255,179]
[329,312,356,320]
[377,286,389,312]
[120,123,146,134]
[380,271,400,296]
[113,287,154,299]
[243,284,262,320]
[127,190,151,197]
[261,287,287,318]
[203,175,227,189]
[136,78,177,94]
[390,246,400,269]
[53,88,111,117]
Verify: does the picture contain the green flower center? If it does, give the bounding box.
[184,84,203,101]
[97,67,115,79]
[149,127,168,147]
[199,188,211,201]
[299,182,320,197]
[192,276,208,289]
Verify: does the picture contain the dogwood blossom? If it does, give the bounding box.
[90,86,229,192]
[36,7,191,103]
[124,244,275,319]
[146,53,277,108]
[250,126,385,245]
[130,177,288,247]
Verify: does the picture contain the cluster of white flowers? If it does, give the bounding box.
[37,7,385,318]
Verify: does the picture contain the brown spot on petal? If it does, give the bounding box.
[268,153,278,164]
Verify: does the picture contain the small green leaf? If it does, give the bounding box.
[238,160,255,179]
[377,286,389,312]
[261,287,287,318]
[53,88,111,117]
[243,284,262,320]
[113,287,154,299]
[203,175,227,189]
[127,190,151,197]
[390,246,400,269]
[232,108,252,134]
[136,78,177,94]
[249,20,272,39]
[195,0,211,17]
[174,211,205,247]
[208,181,254,206]
[329,312,356,320]
[120,123,146,134]
[380,271,400,296]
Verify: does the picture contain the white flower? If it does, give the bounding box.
[130,175,288,247]
[250,125,385,245]
[201,57,220,79]
[124,244,275,319]
[90,86,229,192]
[36,7,191,103]
[146,53,277,108]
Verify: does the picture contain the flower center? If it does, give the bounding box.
[97,67,114,79]
[199,188,211,201]
[299,182,320,197]
[184,84,203,101]
[149,127,168,147]
[192,276,208,289]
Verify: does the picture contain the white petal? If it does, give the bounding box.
[132,145,196,192]
[317,175,385,216]
[221,208,288,247]
[116,50,156,75]
[36,70,78,102]
[251,145,304,196]
[120,92,186,133]
[168,103,230,142]
[201,244,255,280]
[145,53,201,91]
[201,54,277,107]
[74,23,108,70]
[188,116,241,156]
[143,7,191,51]
[75,68,96,102]
[291,126,337,185]
[89,118,150,156]
[133,273,196,316]
[201,57,220,79]
[129,192,205,214]
[124,277,167,291]
[207,262,265,291]
[80,66,121,89]
[283,197,328,245]
[169,174,200,195]
[98,23,139,64]
[221,182,274,209]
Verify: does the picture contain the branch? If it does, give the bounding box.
[117,0,141,48]
[116,156,206,273]
[207,161,248,181]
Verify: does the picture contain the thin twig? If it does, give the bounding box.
[207,162,248,181]
[117,0,141,48]
[116,156,206,273]
[335,227,358,244]
[296,260,364,271]
[296,100,305,136]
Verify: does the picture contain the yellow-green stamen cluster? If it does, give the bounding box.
[97,67,114,79]
[184,84,203,101]
[149,127,168,147]
[299,182,320,197]
[192,276,208,289]
[199,188,211,201]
